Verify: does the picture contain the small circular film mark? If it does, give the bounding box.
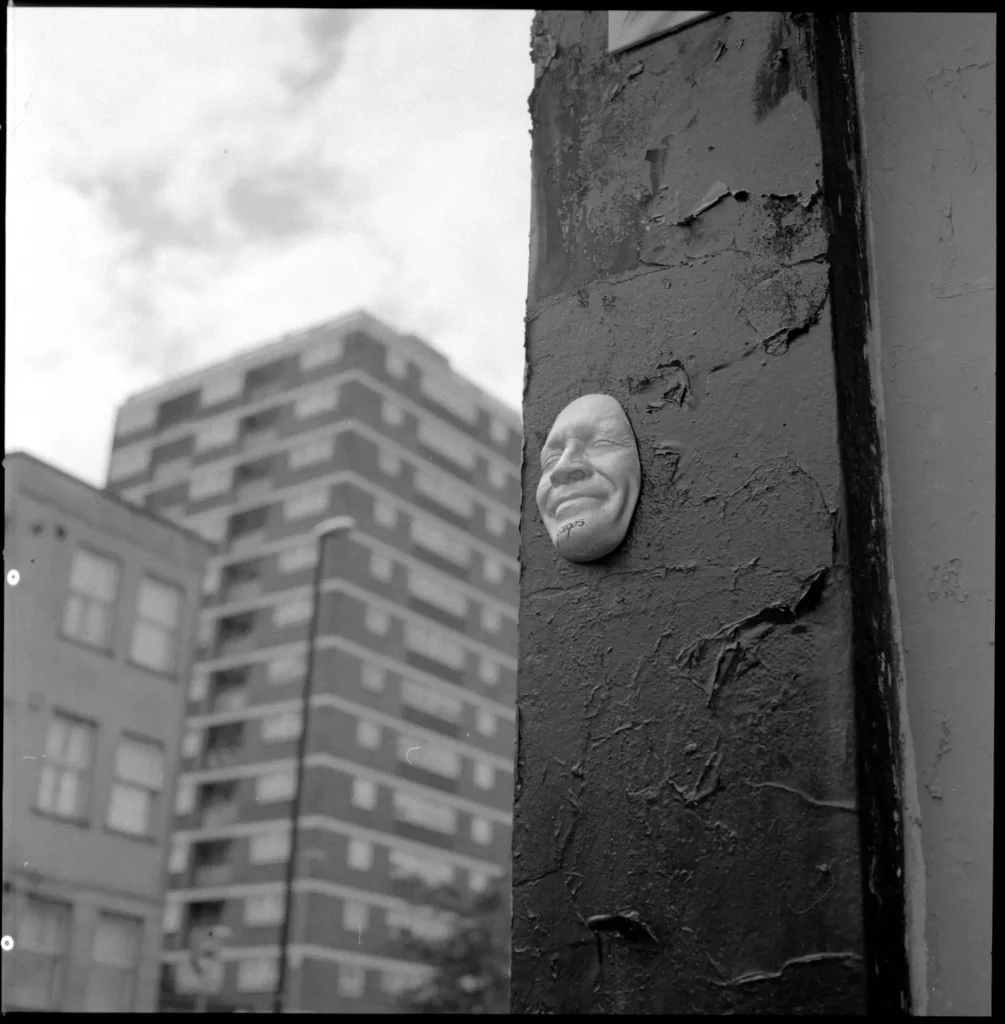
[1,935,14,951]
[6,570,19,587]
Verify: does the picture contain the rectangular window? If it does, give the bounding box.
[107,736,165,837]
[479,658,500,686]
[361,663,386,692]
[487,462,509,489]
[62,548,119,651]
[377,449,401,477]
[401,678,462,724]
[351,777,378,810]
[175,779,195,815]
[338,963,366,998]
[407,570,468,617]
[181,730,202,759]
[386,904,452,942]
[476,709,497,737]
[365,607,391,636]
[301,337,344,371]
[397,733,460,779]
[201,375,242,407]
[108,444,150,482]
[392,790,457,835]
[248,828,291,864]
[481,607,502,633]
[189,673,209,701]
[370,553,393,581]
[237,957,278,992]
[382,398,405,426]
[153,457,190,486]
[471,816,493,845]
[473,761,496,790]
[404,621,466,671]
[342,900,370,932]
[374,499,398,529]
[194,419,239,452]
[419,375,477,423]
[289,436,334,469]
[414,471,474,518]
[189,512,227,543]
[410,518,469,566]
[267,655,305,684]
[245,892,285,925]
[347,838,373,871]
[356,719,382,750]
[388,847,454,886]
[114,401,156,438]
[482,557,504,583]
[37,713,95,820]
[260,710,302,743]
[294,385,338,419]
[277,543,317,574]
[386,350,409,379]
[485,511,508,537]
[163,901,181,933]
[284,488,329,521]
[273,599,311,628]
[190,465,232,500]
[489,419,509,445]
[168,838,189,874]
[256,766,296,803]
[12,898,70,1009]
[417,419,476,470]
[129,577,182,673]
[85,913,141,1013]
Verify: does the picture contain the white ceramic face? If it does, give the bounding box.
[536,394,641,563]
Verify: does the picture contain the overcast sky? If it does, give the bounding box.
[6,8,534,486]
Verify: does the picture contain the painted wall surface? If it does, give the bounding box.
[517,12,869,1014]
[857,13,995,1016]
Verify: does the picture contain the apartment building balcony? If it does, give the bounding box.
[191,863,234,888]
[200,802,240,829]
[201,745,243,771]
[223,578,263,604]
[216,633,258,658]
[210,686,249,714]
[241,428,279,453]
[237,479,272,503]
[230,530,267,554]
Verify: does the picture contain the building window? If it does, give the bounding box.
[189,673,209,701]
[294,384,338,419]
[163,901,181,934]
[168,838,189,874]
[175,779,195,816]
[249,828,291,864]
[190,465,232,500]
[392,790,458,835]
[483,557,504,584]
[479,658,500,686]
[181,730,202,759]
[260,710,302,743]
[273,599,312,628]
[414,471,474,518]
[417,419,476,470]
[397,733,460,779]
[476,709,497,737]
[342,900,370,932]
[386,350,409,379]
[470,870,489,893]
[62,548,119,651]
[351,777,378,810]
[245,892,285,925]
[108,444,150,482]
[388,847,454,886]
[407,570,468,617]
[37,712,95,820]
[284,488,329,521]
[278,543,317,574]
[194,419,238,452]
[153,456,190,486]
[107,736,165,837]
[289,436,334,469]
[347,838,373,871]
[386,904,451,942]
[338,963,366,998]
[487,463,509,489]
[365,606,391,636]
[485,511,507,537]
[489,419,509,445]
[404,620,466,671]
[471,816,493,845]
[190,512,227,543]
[382,970,416,996]
[85,913,141,1013]
[237,957,279,992]
[356,719,382,750]
[267,656,305,684]
[374,499,398,529]
[201,374,242,407]
[481,607,503,634]
[419,375,477,424]
[301,337,343,371]
[382,399,405,427]
[410,518,470,566]
[370,553,394,582]
[256,766,296,803]
[378,449,401,477]
[361,663,386,692]
[473,761,495,790]
[114,401,156,438]
[12,897,70,1009]
[130,577,182,674]
[401,678,462,724]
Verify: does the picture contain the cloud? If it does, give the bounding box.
[6,8,533,486]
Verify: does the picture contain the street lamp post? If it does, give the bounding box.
[272,515,356,1014]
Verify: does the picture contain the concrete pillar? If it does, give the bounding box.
[515,12,909,1013]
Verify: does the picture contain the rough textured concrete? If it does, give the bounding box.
[857,13,995,1016]
[516,12,873,1014]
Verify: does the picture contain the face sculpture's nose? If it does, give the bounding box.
[549,447,592,487]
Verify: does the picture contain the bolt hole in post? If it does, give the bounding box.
[273,516,356,1014]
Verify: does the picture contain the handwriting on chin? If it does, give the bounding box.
[558,519,587,541]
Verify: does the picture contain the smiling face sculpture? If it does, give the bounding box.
[536,394,642,563]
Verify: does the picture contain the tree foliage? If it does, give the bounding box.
[385,874,511,1014]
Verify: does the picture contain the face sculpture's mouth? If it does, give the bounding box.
[549,487,610,520]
